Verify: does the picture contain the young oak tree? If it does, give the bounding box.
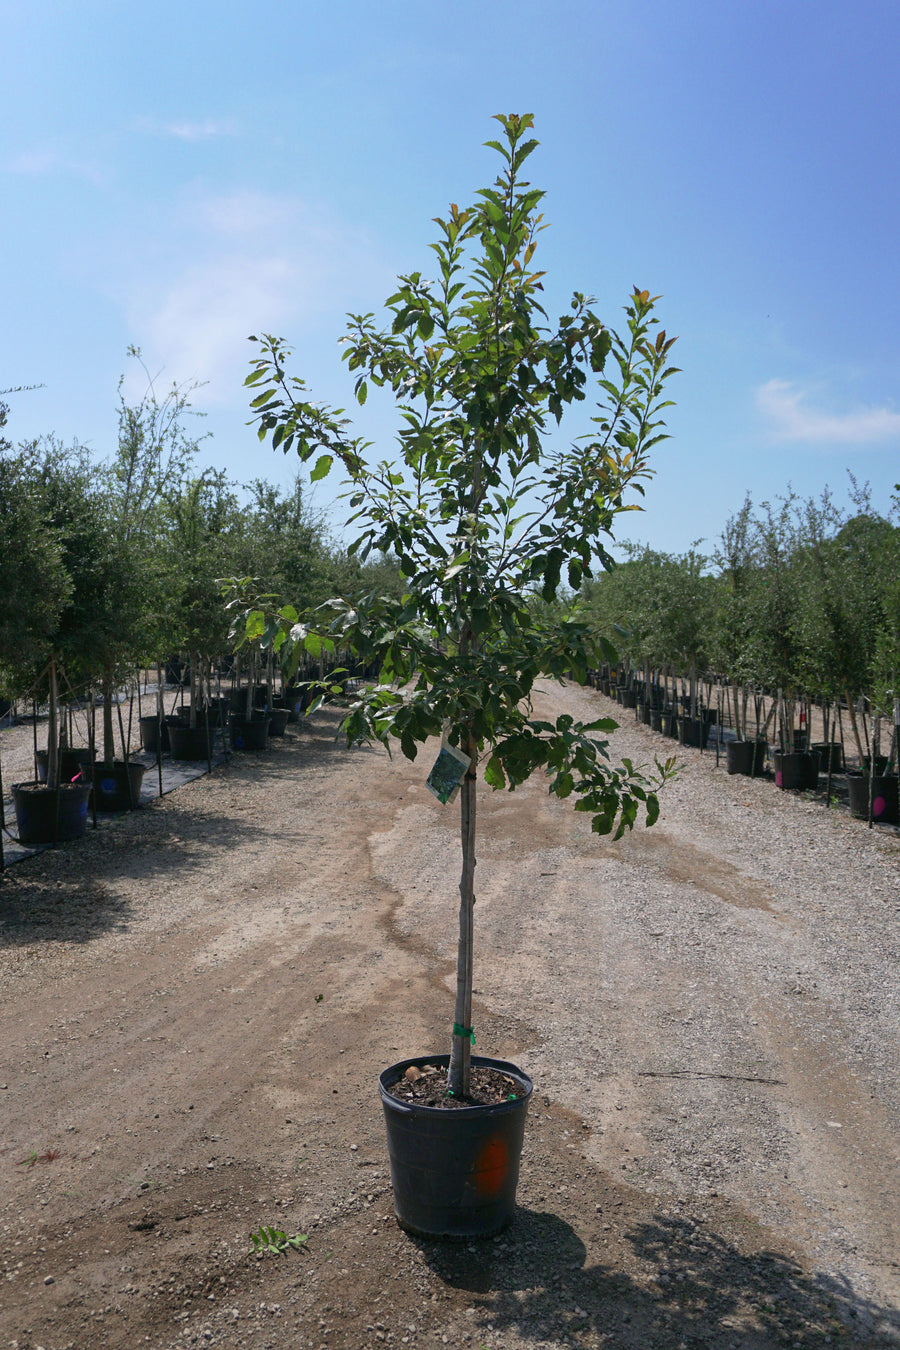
[244,115,678,1097]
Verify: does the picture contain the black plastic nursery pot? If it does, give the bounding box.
[846,772,899,824]
[726,739,767,776]
[139,714,171,755]
[379,1054,533,1240]
[12,781,92,845]
[266,707,290,738]
[811,742,843,774]
[167,724,217,761]
[91,761,146,812]
[174,701,226,728]
[678,716,708,749]
[228,686,267,715]
[773,750,820,791]
[35,748,92,784]
[229,714,269,752]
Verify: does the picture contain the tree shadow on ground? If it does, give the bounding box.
[0,795,274,948]
[415,1207,900,1348]
[0,871,134,946]
[0,712,380,947]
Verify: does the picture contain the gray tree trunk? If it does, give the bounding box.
[448,732,477,1098]
[46,656,59,791]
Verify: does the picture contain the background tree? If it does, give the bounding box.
[244,115,678,1096]
[0,445,70,708]
[167,470,242,721]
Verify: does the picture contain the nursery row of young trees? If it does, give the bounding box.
[0,359,399,781]
[578,481,900,752]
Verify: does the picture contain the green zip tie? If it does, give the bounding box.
[452,1022,475,1045]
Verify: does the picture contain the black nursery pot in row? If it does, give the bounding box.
[774,750,820,791]
[35,752,146,812]
[846,772,899,825]
[726,740,768,776]
[12,781,92,845]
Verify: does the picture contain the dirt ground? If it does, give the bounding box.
[1,685,899,1350]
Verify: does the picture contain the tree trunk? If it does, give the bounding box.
[845,691,866,762]
[46,656,59,791]
[448,730,477,1099]
[102,673,116,766]
[190,654,201,729]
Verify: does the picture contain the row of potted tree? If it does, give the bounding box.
[579,486,900,823]
[0,361,397,846]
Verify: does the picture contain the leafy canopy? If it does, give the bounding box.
[243,114,678,837]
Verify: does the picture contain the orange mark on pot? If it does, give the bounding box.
[472,1135,509,1195]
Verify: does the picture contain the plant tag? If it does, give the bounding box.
[425,742,470,805]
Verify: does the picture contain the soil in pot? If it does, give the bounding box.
[91,761,146,812]
[12,781,92,845]
[35,748,92,784]
[847,772,899,824]
[379,1054,532,1240]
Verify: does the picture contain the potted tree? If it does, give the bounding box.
[847,500,900,824]
[166,471,239,760]
[104,349,204,766]
[244,115,678,1237]
[0,438,94,844]
[713,498,768,775]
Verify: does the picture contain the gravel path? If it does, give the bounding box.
[378,682,900,1318]
[0,681,898,1349]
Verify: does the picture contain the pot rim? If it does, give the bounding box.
[379,1053,533,1116]
[12,779,93,795]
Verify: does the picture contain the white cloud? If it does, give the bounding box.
[116,188,389,406]
[134,254,297,394]
[6,146,104,183]
[135,116,236,142]
[183,188,300,238]
[756,379,900,445]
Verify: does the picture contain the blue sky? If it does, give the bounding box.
[3,0,898,562]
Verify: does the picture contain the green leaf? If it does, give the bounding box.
[484,755,506,790]
[310,454,333,483]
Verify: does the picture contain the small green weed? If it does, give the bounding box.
[249,1224,308,1258]
[18,1148,60,1168]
